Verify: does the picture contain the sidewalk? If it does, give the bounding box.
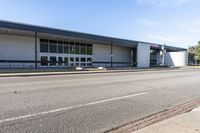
[134,106,200,133]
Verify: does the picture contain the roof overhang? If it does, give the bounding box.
[0,20,187,51]
[0,20,138,48]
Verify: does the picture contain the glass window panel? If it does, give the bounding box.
[49,40,57,53]
[81,57,86,62]
[87,58,92,62]
[41,56,48,66]
[58,41,63,53]
[76,57,79,62]
[87,63,92,66]
[75,43,80,54]
[50,56,57,66]
[81,63,86,66]
[70,63,74,66]
[70,57,74,62]
[64,42,69,54]
[87,44,92,55]
[70,42,75,54]
[58,57,63,66]
[40,39,48,53]
[80,43,86,55]
[64,57,68,66]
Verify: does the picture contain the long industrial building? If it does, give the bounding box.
[0,20,188,69]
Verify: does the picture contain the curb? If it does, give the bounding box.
[106,98,200,133]
[0,68,182,77]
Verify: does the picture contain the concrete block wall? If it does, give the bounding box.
[0,34,36,68]
[0,34,35,60]
[112,45,131,62]
[93,43,131,67]
[93,43,111,62]
[165,51,188,67]
[137,43,150,68]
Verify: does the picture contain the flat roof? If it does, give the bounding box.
[0,20,186,51]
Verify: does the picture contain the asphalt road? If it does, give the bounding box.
[0,69,200,133]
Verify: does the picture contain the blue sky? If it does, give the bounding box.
[0,0,200,48]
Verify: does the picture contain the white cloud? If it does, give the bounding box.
[148,34,183,43]
[179,21,200,33]
[189,29,200,33]
[147,33,199,47]
[137,18,157,26]
[137,0,190,7]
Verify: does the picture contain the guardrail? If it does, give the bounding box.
[0,60,137,69]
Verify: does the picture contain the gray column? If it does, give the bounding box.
[137,43,150,68]
[35,32,38,69]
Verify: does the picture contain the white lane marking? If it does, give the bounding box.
[0,92,148,124]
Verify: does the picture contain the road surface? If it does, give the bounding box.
[0,69,200,133]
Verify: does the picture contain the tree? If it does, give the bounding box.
[195,41,200,63]
[187,41,200,65]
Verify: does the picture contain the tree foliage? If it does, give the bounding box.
[195,41,200,61]
[188,41,200,63]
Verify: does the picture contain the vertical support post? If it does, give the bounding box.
[111,42,113,68]
[161,44,166,66]
[35,32,38,69]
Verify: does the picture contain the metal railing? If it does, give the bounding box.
[0,60,137,69]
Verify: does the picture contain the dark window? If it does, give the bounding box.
[87,44,92,55]
[40,39,48,53]
[64,42,69,54]
[70,57,74,66]
[64,57,68,66]
[76,57,79,62]
[70,57,74,62]
[41,56,48,66]
[58,57,63,66]
[50,56,56,66]
[75,43,80,54]
[87,63,92,66]
[70,63,74,66]
[49,40,57,53]
[81,63,86,66]
[80,43,86,55]
[87,58,92,62]
[70,42,75,54]
[81,57,86,62]
[58,41,63,53]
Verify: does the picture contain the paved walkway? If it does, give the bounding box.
[134,107,200,133]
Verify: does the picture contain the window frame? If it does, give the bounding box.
[49,40,58,53]
[50,56,57,66]
[40,39,49,53]
[40,56,48,66]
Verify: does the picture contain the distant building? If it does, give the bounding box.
[0,20,188,69]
